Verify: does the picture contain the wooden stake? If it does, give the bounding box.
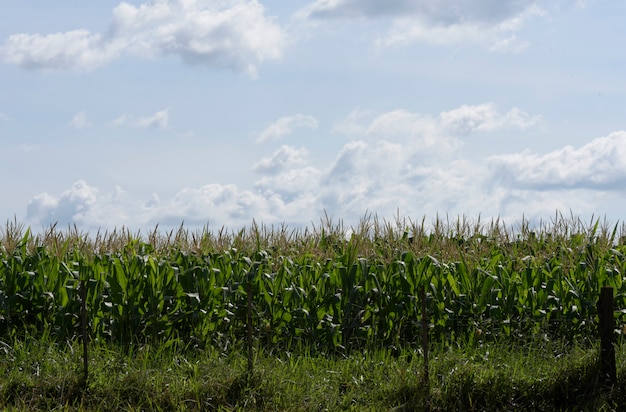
[598,286,616,385]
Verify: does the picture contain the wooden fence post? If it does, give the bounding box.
[598,286,616,385]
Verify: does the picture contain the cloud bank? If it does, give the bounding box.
[23,102,622,231]
[0,0,287,76]
[489,131,626,191]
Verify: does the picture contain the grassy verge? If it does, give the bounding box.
[1,337,625,411]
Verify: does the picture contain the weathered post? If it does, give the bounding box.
[598,286,616,385]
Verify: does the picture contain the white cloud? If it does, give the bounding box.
[112,109,169,129]
[488,131,626,191]
[253,145,309,175]
[0,113,8,121]
[333,104,538,159]
[68,111,92,129]
[296,0,545,51]
[0,30,121,70]
[256,114,318,143]
[26,105,626,233]
[26,181,133,229]
[1,0,287,75]
[439,103,541,134]
[137,108,169,129]
[152,184,279,227]
[255,166,322,198]
[364,110,451,152]
[145,193,161,208]
[111,114,130,127]
[381,5,544,50]
[26,180,99,226]
[488,34,529,53]
[332,109,370,136]
[487,188,605,224]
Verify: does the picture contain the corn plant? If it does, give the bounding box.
[1,215,626,355]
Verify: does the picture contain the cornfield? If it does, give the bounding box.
[1,214,626,354]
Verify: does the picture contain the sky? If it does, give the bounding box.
[1,0,626,233]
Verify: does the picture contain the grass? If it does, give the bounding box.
[1,336,626,411]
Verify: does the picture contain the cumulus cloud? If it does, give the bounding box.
[256,114,318,143]
[332,109,370,136]
[296,0,544,51]
[488,131,626,191]
[24,181,268,230]
[333,104,539,158]
[25,104,626,232]
[316,138,487,218]
[156,184,264,225]
[334,110,445,162]
[111,115,130,127]
[68,111,92,129]
[255,166,322,200]
[26,180,99,226]
[137,109,169,129]
[0,0,287,75]
[158,182,320,227]
[439,103,541,134]
[0,30,120,70]
[253,145,309,175]
[26,182,133,229]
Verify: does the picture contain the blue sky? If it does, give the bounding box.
[1,0,626,232]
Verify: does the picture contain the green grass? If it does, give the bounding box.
[1,336,626,411]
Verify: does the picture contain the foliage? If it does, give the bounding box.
[1,214,626,354]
